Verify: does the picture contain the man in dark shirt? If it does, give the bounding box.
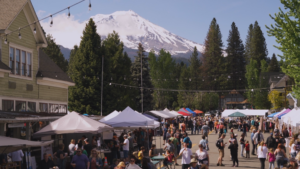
[217,134,226,166]
[266,133,276,150]
[0,153,7,166]
[39,153,54,169]
[84,138,93,157]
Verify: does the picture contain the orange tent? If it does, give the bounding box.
[194,110,203,114]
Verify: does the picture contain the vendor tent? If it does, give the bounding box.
[103,107,156,127]
[268,111,281,118]
[186,108,196,116]
[178,108,191,116]
[194,110,203,114]
[221,109,268,117]
[168,110,181,116]
[33,112,113,138]
[0,136,53,154]
[281,109,300,126]
[277,109,291,119]
[143,114,158,121]
[228,112,246,117]
[100,110,119,122]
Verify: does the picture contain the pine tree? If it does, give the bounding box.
[201,18,224,90]
[245,59,259,105]
[245,24,253,63]
[68,19,103,114]
[103,31,135,111]
[268,54,280,72]
[189,47,201,90]
[149,49,177,109]
[177,65,193,108]
[42,34,68,72]
[131,43,153,112]
[68,45,78,76]
[225,22,246,90]
[251,21,268,69]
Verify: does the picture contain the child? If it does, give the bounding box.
[163,150,174,167]
[245,140,250,158]
[267,148,275,169]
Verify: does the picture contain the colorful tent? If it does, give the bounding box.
[186,108,196,116]
[194,110,203,114]
[277,109,291,119]
[178,108,191,116]
[267,111,281,118]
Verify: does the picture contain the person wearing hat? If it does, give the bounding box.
[188,158,199,169]
[117,161,126,169]
[121,135,130,159]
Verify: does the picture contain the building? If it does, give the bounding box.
[221,90,251,109]
[0,0,74,137]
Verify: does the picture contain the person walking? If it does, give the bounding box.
[266,133,276,150]
[71,148,90,169]
[89,149,103,169]
[274,144,287,168]
[228,140,238,167]
[169,133,179,165]
[253,130,264,155]
[267,148,275,169]
[55,144,67,169]
[179,143,192,169]
[251,129,256,155]
[216,134,226,166]
[240,133,245,157]
[245,140,250,158]
[257,142,268,169]
[199,136,207,151]
[196,144,209,168]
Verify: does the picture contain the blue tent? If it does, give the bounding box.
[186,108,196,117]
[267,112,280,118]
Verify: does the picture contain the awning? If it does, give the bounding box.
[178,108,191,116]
[277,109,291,119]
[33,112,113,138]
[0,136,53,154]
[228,112,246,117]
[267,111,281,118]
[194,110,203,114]
[186,108,196,116]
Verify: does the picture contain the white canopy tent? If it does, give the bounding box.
[147,110,178,118]
[281,109,300,126]
[33,112,113,138]
[100,110,119,122]
[222,109,268,117]
[103,107,157,128]
[0,136,53,154]
[168,110,181,116]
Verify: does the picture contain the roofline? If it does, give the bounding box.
[4,1,28,31]
[0,69,11,73]
[37,77,75,86]
[274,75,289,88]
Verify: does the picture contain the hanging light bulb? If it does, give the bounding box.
[111,77,113,81]
[228,75,231,78]
[202,79,204,81]
[189,78,191,81]
[18,28,21,39]
[50,15,53,27]
[89,0,92,11]
[263,76,265,79]
[124,77,126,80]
[176,78,178,82]
[4,35,8,44]
[68,7,71,18]
[109,83,111,85]
[239,78,241,81]
[214,78,216,81]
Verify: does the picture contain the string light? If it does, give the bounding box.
[68,7,71,18]
[33,22,36,34]
[50,15,53,27]
[89,0,92,11]
[4,35,8,44]
[18,28,21,39]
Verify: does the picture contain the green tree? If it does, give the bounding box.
[149,49,177,109]
[189,47,202,90]
[103,31,135,111]
[68,19,103,114]
[226,22,246,90]
[260,59,268,73]
[245,24,254,63]
[268,54,280,72]
[177,65,193,108]
[201,18,224,90]
[131,43,153,112]
[268,90,282,110]
[42,34,68,72]
[68,45,78,75]
[245,59,259,105]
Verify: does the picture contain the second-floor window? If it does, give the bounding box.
[9,47,32,77]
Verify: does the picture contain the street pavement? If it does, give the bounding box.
[154,129,272,169]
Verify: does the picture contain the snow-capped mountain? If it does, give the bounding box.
[91,10,204,55]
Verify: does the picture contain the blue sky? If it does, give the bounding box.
[32,0,284,59]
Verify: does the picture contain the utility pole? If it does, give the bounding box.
[141,53,143,113]
[101,55,104,116]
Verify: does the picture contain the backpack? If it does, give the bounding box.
[132,151,139,159]
[216,139,221,149]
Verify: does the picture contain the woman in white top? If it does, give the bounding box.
[68,139,76,157]
[257,141,268,169]
[196,144,209,167]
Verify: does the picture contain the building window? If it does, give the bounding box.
[9,47,32,77]
[39,103,48,113]
[9,47,14,73]
[2,100,14,111]
[16,101,26,112]
[21,51,26,76]
[59,105,67,113]
[28,102,36,112]
[49,104,59,113]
